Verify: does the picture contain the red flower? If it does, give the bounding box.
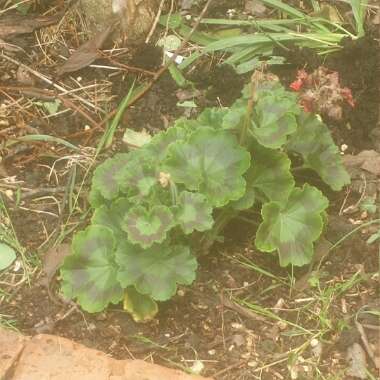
[289,69,309,91]
[290,79,303,91]
[341,88,355,108]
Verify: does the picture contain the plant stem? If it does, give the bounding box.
[200,209,236,254]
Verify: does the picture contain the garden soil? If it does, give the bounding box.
[0,1,379,379]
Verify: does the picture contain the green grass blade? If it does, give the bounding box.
[349,0,368,37]
[260,0,305,18]
[97,80,136,154]
[13,134,80,152]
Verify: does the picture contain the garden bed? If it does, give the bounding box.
[0,1,379,379]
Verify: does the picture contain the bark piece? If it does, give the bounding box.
[0,13,61,39]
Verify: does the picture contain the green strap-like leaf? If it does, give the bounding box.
[249,143,294,202]
[175,191,214,233]
[92,153,130,200]
[123,286,158,322]
[287,112,350,191]
[116,242,197,301]
[255,184,329,267]
[60,225,123,312]
[163,127,251,207]
[92,198,131,240]
[122,205,174,248]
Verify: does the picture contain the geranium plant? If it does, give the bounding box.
[60,73,350,320]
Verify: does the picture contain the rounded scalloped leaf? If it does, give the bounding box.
[92,198,131,240]
[117,158,157,198]
[229,187,256,210]
[163,127,251,207]
[92,153,130,200]
[60,225,123,313]
[287,112,350,191]
[198,107,229,129]
[123,286,158,322]
[144,124,192,161]
[252,93,299,149]
[116,242,197,301]
[122,205,174,248]
[176,191,214,234]
[222,99,246,130]
[255,184,329,267]
[249,144,294,202]
[88,187,107,208]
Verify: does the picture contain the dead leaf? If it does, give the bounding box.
[56,25,113,76]
[343,150,380,176]
[346,343,368,379]
[0,13,61,39]
[40,244,71,288]
[0,38,23,52]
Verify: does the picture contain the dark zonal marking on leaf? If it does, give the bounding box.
[92,153,130,200]
[163,127,251,207]
[60,225,123,312]
[255,184,329,267]
[176,192,214,233]
[57,25,113,76]
[92,198,130,240]
[248,143,294,203]
[123,206,174,248]
[286,112,350,191]
[116,242,197,301]
[118,159,157,197]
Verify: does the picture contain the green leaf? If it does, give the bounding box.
[122,129,151,148]
[229,188,256,210]
[92,198,130,240]
[163,127,251,207]
[251,90,300,149]
[255,184,329,267]
[88,187,107,208]
[117,158,157,198]
[122,205,174,248]
[123,287,158,322]
[144,124,192,161]
[116,242,197,301]
[92,153,130,200]
[198,107,229,129]
[249,144,294,202]
[60,225,123,312]
[0,243,16,270]
[175,191,214,233]
[222,98,246,130]
[287,112,350,191]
